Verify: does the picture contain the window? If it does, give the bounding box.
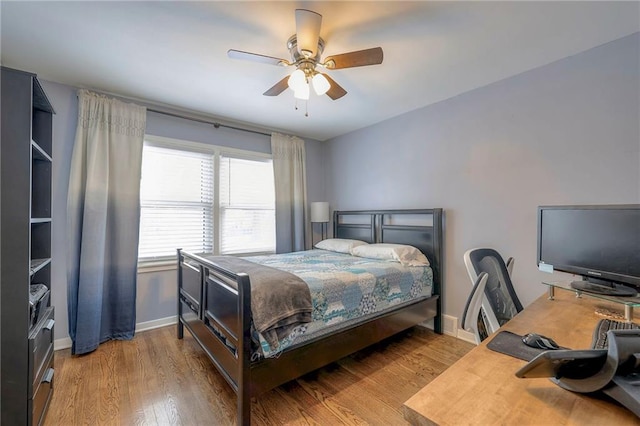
[138,136,275,264]
[219,155,275,254]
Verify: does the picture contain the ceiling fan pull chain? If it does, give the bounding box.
[305,100,309,117]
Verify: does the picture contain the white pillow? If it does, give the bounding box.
[314,238,369,254]
[351,243,430,266]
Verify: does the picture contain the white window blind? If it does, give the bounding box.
[138,137,276,264]
[139,145,214,260]
[219,155,275,254]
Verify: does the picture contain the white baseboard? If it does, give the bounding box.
[54,337,73,351]
[424,313,478,344]
[442,314,457,336]
[456,329,477,344]
[135,315,178,333]
[443,314,480,344]
[54,315,178,351]
[418,314,460,339]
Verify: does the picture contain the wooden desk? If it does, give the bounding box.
[403,290,639,425]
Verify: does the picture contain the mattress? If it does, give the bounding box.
[245,249,434,358]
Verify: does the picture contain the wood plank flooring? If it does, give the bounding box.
[44,325,472,425]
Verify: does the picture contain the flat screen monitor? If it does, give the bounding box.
[537,205,640,292]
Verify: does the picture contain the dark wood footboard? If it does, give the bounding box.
[177,208,444,425]
[177,249,252,423]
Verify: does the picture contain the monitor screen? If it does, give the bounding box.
[537,205,640,288]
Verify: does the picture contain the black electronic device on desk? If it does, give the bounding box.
[537,205,640,297]
[516,328,640,418]
[522,333,562,350]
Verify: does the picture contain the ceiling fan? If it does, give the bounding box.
[228,9,383,101]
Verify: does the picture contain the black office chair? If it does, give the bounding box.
[464,248,523,341]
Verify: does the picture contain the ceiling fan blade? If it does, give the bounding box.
[295,9,322,58]
[324,47,383,69]
[263,76,290,96]
[321,73,347,100]
[228,49,289,66]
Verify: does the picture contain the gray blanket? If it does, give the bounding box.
[203,256,312,349]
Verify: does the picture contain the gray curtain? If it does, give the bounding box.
[67,90,146,355]
[271,132,309,253]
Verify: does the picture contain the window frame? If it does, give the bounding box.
[138,134,275,272]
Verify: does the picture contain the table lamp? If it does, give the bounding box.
[311,202,330,245]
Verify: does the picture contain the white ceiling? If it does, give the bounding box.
[2,1,638,141]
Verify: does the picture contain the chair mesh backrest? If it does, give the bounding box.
[468,248,523,326]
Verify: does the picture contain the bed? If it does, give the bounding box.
[176,209,443,425]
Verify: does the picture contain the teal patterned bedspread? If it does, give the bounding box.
[245,249,434,358]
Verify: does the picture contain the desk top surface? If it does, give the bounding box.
[403,290,639,425]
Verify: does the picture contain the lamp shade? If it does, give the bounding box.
[294,82,310,100]
[311,202,330,223]
[287,69,306,91]
[312,73,330,95]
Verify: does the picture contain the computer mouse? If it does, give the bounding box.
[522,333,560,350]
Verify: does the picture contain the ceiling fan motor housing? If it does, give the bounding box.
[286,35,327,82]
[287,35,324,64]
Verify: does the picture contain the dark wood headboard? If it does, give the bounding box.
[333,209,444,300]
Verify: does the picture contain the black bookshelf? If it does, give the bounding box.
[1,67,55,425]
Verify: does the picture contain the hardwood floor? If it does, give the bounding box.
[44,325,473,425]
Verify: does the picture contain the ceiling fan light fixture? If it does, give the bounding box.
[229,9,382,102]
[294,82,310,100]
[287,69,306,91]
[312,73,330,96]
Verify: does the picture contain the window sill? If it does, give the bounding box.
[137,260,176,274]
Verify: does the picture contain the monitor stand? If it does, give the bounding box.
[570,280,637,297]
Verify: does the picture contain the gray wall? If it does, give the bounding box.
[43,80,326,342]
[324,33,640,326]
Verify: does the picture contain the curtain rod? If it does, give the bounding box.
[76,91,272,137]
[147,108,271,137]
